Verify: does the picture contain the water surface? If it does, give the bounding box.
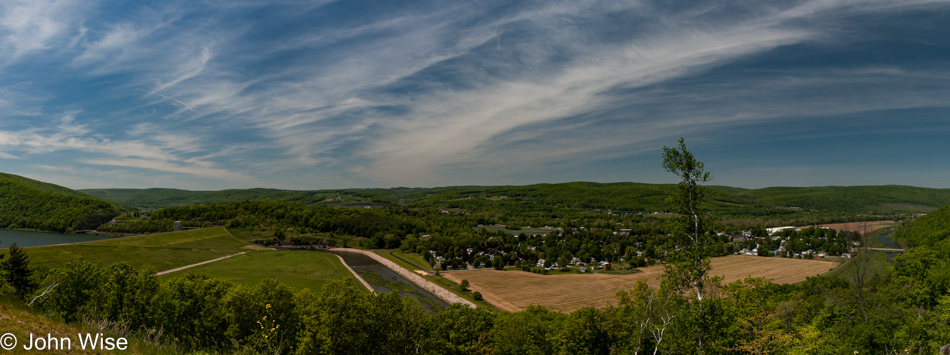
[0,229,113,247]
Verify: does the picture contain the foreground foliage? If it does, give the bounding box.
[6,250,948,354]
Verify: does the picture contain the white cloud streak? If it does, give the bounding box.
[2,0,950,189]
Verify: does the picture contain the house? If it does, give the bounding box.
[578,267,588,273]
[536,259,546,267]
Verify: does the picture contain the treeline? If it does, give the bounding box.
[98,201,421,244]
[0,179,117,233]
[24,247,950,354]
[83,182,950,215]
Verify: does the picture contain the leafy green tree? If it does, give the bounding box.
[491,305,564,355]
[460,279,470,292]
[429,304,494,355]
[40,258,104,322]
[555,307,610,355]
[2,243,37,300]
[661,137,712,353]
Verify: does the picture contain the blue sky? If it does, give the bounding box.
[2,0,950,190]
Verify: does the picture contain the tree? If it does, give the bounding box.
[2,243,37,300]
[460,279,470,292]
[661,137,712,353]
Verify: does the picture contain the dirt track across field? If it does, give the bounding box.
[443,255,836,313]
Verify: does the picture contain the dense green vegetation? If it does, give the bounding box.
[84,182,950,216]
[895,204,950,250]
[9,247,950,354]
[79,187,353,210]
[0,173,118,232]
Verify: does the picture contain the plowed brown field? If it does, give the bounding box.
[443,255,836,313]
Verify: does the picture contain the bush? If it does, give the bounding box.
[460,279,470,292]
[473,291,483,301]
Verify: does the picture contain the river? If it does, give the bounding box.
[0,229,112,247]
[874,230,902,262]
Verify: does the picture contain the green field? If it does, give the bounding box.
[12,227,251,271]
[374,250,433,272]
[157,250,361,293]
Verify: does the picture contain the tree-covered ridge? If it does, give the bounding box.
[0,172,102,200]
[0,176,118,233]
[78,187,334,210]
[98,201,421,240]
[84,183,950,215]
[739,185,950,214]
[894,204,950,249]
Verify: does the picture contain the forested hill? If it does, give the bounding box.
[82,182,950,216]
[0,173,119,232]
[0,172,100,200]
[894,203,950,250]
[78,187,327,210]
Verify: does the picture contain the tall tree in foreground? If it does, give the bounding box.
[661,137,712,354]
[2,243,37,300]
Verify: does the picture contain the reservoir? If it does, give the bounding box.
[0,229,113,247]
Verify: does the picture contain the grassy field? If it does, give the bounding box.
[156,250,361,293]
[10,227,251,271]
[443,255,838,313]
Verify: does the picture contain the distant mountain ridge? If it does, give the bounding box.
[81,182,950,215]
[0,173,118,232]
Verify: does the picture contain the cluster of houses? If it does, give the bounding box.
[732,226,853,259]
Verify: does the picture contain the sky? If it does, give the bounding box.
[2,0,950,191]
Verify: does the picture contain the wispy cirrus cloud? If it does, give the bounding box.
[3,0,950,189]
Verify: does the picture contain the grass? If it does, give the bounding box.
[423,273,497,310]
[0,296,181,354]
[225,226,264,242]
[374,250,433,272]
[10,227,250,272]
[825,251,892,278]
[393,251,433,271]
[157,250,361,293]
